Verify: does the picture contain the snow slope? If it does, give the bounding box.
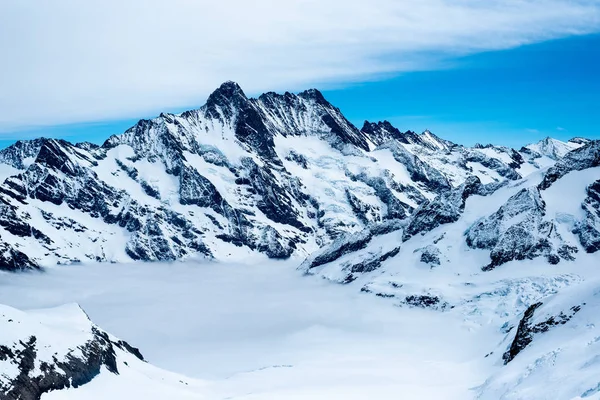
[477,279,600,400]
[0,302,206,400]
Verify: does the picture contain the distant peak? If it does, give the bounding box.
[298,88,329,106]
[206,81,247,103]
[568,137,591,145]
[361,120,374,131]
[203,81,251,118]
[361,120,399,134]
[218,80,243,92]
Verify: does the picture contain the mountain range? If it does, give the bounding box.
[0,81,593,271]
[1,81,600,399]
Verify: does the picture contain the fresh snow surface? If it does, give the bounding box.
[0,164,20,183]
[477,278,600,400]
[0,261,491,400]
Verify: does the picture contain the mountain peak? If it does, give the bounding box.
[0,137,49,170]
[218,80,243,92]
[568,137,591,145]
[207,81,246,102]
[203,81,251,121]
[361,120,405,146]
[524,136,580,160]
[297,88,329,106]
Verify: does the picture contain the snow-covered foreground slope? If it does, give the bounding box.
[0,302,206,400]
[1,261,490,400]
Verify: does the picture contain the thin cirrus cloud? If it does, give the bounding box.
[0,0,599,134]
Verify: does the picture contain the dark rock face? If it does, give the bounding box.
[2,140,214,263]
[74,141,101,152]
[35,139,98,175]
[256,226,294,259]
[342,246,401,283]
[569,137,591,146]
[103,118,184,174]
[351,172,409,220]
[403,176,482,241]
[285,150,308,169]
[301,220,403,272]
[345,188,380,225]
[538,140,600,190]
[0,203,36,239]
[361,120,422,147]
[300,220,404,283]
[295,89,370,152]
[304,229,374,271]
[0,138,46,170]
[574,180,600,253]
[179,164,226,212]
[416,245,442,267]
[0,307,144,400]
[362,122,457,152]
[239,158,305,230]
[466,187,577,270]
[502,302,542,364]
[503,302,582,364]
[207,82,279,160]
[402,294,449,310]
[0,240,39,271]
[0,330,142,400]
[255,89,371,153]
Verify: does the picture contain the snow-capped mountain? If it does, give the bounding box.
[522,136,583,160]
[0,81,574,271]
[1,81,599,399]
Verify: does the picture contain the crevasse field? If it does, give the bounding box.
[1,260,493,399]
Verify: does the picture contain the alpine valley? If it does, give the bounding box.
[1,82,600,400]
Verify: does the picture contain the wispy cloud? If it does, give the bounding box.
[556,126,567,131]
[1,0,599,132]
[526,128,541,134]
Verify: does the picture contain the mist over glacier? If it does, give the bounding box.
[0,260,489,399]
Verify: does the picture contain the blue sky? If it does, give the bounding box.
[325,34,600,148]
[1,1,599,150]
[3,33,597,150]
